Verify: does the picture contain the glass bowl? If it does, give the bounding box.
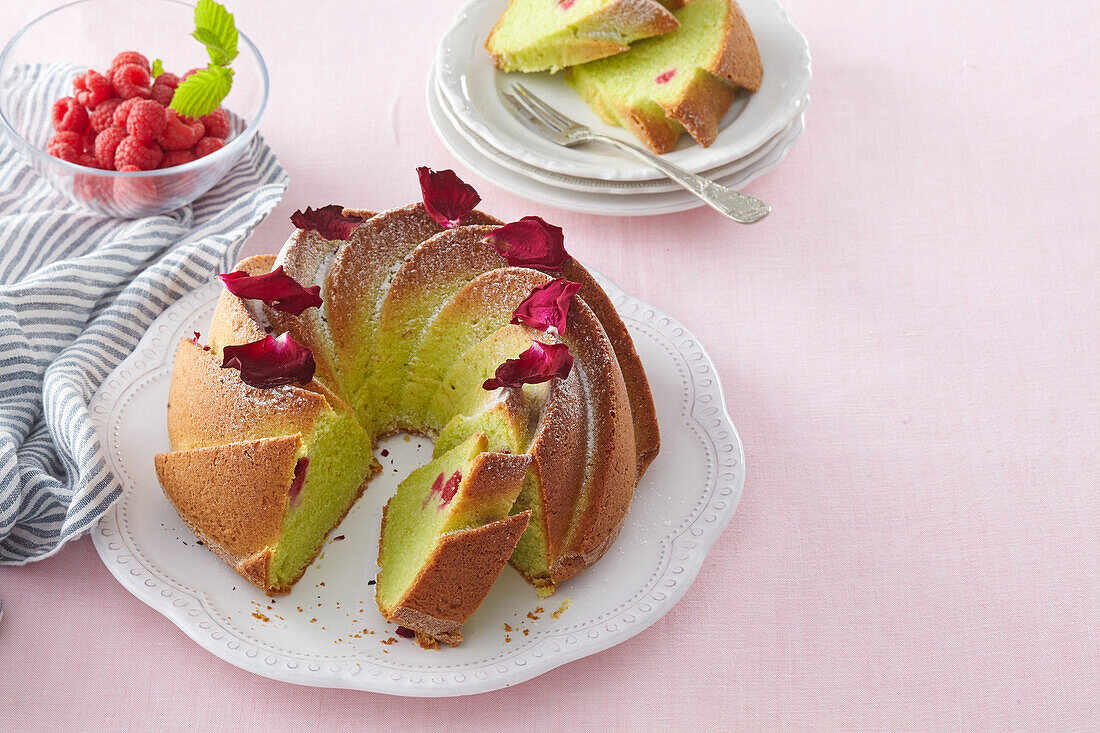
[0,0,269,218]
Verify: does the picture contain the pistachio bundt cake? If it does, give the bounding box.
[154,168,659,646]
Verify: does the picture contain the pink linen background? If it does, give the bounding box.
[1,0,1097,729]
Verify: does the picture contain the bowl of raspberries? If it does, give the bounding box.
[0,0,268,218]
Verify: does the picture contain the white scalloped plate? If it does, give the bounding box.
[437,0,811,182]
[90,271,745,696]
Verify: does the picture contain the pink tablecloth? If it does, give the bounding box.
[2,0,1097,728]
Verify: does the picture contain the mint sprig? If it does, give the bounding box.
[169,0,239,119]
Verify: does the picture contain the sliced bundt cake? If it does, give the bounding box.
[154,168,660,644]
[486,0,681,73]
[566,0,763,153]
[376,432,531,647]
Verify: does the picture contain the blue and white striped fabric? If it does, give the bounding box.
[0,64,288,621]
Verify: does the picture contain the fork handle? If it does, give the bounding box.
[587,132,771,224]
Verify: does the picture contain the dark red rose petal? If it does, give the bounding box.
[510,278,581,334]
[190,331,201,345]
[218,265,323,316]
[482,341,573,390]
[220,333,316,389]
[484,216,570,273]
[395,626,415,638]
[290,204,365,241]
[416,166,480,229]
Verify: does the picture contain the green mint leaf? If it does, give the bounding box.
[193,0,238,66]
[151,58,164,78]
[192,28,232,66]
[169,65,233,118]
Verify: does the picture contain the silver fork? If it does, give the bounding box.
[501,82,771,224]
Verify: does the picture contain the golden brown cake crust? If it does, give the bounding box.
[154,435,299,581]
[550,298,637,584]
[562,259,660,478]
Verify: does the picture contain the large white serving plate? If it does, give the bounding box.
[437,0,811,182]
[90,271,745,696]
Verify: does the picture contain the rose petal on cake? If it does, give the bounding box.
[482,341,573,390]
[510,278,581,334]
[416,166,481,228]
[190,331,201,345]
[220,333,316,389]
[218,265,323,315]
[290,204,365,241]
[484,216,570,273]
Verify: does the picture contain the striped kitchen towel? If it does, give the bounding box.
[0,64,289,622]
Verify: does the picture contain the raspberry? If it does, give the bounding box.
[111,63,152,99]
[72,74,86,96]
[113,135,163,170]
[89,98,123,132]
[126,99,167,141]
[182,67,203,80]
[117,165,142,172]
[154,72,180,89]
[159,150,196,168]
[46,132,80,162]
[110,51,149,72]
[157,110,204,151]
[51,97,89,133]
[150,83,174,107]
[82,130,97,154]
[200,107,230,139]
[94,126,128,169]
[112,97,141,127]
[193,136,225,158]
[77,153,101,169]
[80,70,115,107]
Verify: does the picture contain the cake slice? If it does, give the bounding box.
[565,0,763,153]
[486,0,681,73]
[376,432,532,647]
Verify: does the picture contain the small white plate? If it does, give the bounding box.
[90,271,745,696]
[429,60,807,216]
[435,64,806,195]
[436,0,811,182]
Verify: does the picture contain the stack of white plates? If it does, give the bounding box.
[429,0,811,216]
